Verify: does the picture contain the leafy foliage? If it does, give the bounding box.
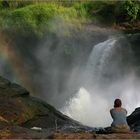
[0,0,38,9]
[115,0,139,22]
[124,0,139,20]
[2,3,83,37]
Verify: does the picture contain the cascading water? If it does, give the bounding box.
[62,37,140,127]
[83,38,117,88]
[1,30,140,128]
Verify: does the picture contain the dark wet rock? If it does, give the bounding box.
[127,107,140,132]
[20,96,82,129]
[0,76,10,89]
[9,83,29,97]
[0,75,83,131]
[0,76,29,97]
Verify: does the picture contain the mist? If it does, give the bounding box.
[60,36,139,127]
[0,18,139,127]
[61,74,140,127]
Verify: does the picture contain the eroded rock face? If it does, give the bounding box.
[0,76,81,130]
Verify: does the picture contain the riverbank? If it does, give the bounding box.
[1,124,140,139]
[113,20,140,34]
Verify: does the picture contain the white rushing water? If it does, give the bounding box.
[62,37,140,127]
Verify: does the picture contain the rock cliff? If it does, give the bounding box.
[0,76,83,130]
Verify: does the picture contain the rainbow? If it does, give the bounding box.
[0,33,35,94]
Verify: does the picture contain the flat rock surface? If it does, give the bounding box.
[1,125,140,139]
[47,131,140,139]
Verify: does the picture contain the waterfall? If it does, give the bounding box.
[83,38,117,88]
[1,31,140,127]
[62,37,140,127]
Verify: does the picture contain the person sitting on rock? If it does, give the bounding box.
[110,98,130,133]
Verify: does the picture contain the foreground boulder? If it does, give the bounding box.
[127,107,140,132]
[0,76,82,130]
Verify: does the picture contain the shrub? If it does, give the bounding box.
[124,0,139,20]
[0,0,38,9]
[2,3,83,37]
[115,0,139,22]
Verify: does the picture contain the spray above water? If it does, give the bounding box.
[62,87,111,127]
[61,37,139,127]
[0,28,139,127]
[83,38,117,88]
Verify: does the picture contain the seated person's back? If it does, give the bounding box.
[110,99,130,132]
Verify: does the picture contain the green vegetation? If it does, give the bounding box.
[0,0,140,37]
[1,4,78,37]
[115,0,139,22]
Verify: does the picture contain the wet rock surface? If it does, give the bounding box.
[127,107,140,132]
[0,76,84,129]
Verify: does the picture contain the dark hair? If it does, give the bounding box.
[114,98,122,107]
